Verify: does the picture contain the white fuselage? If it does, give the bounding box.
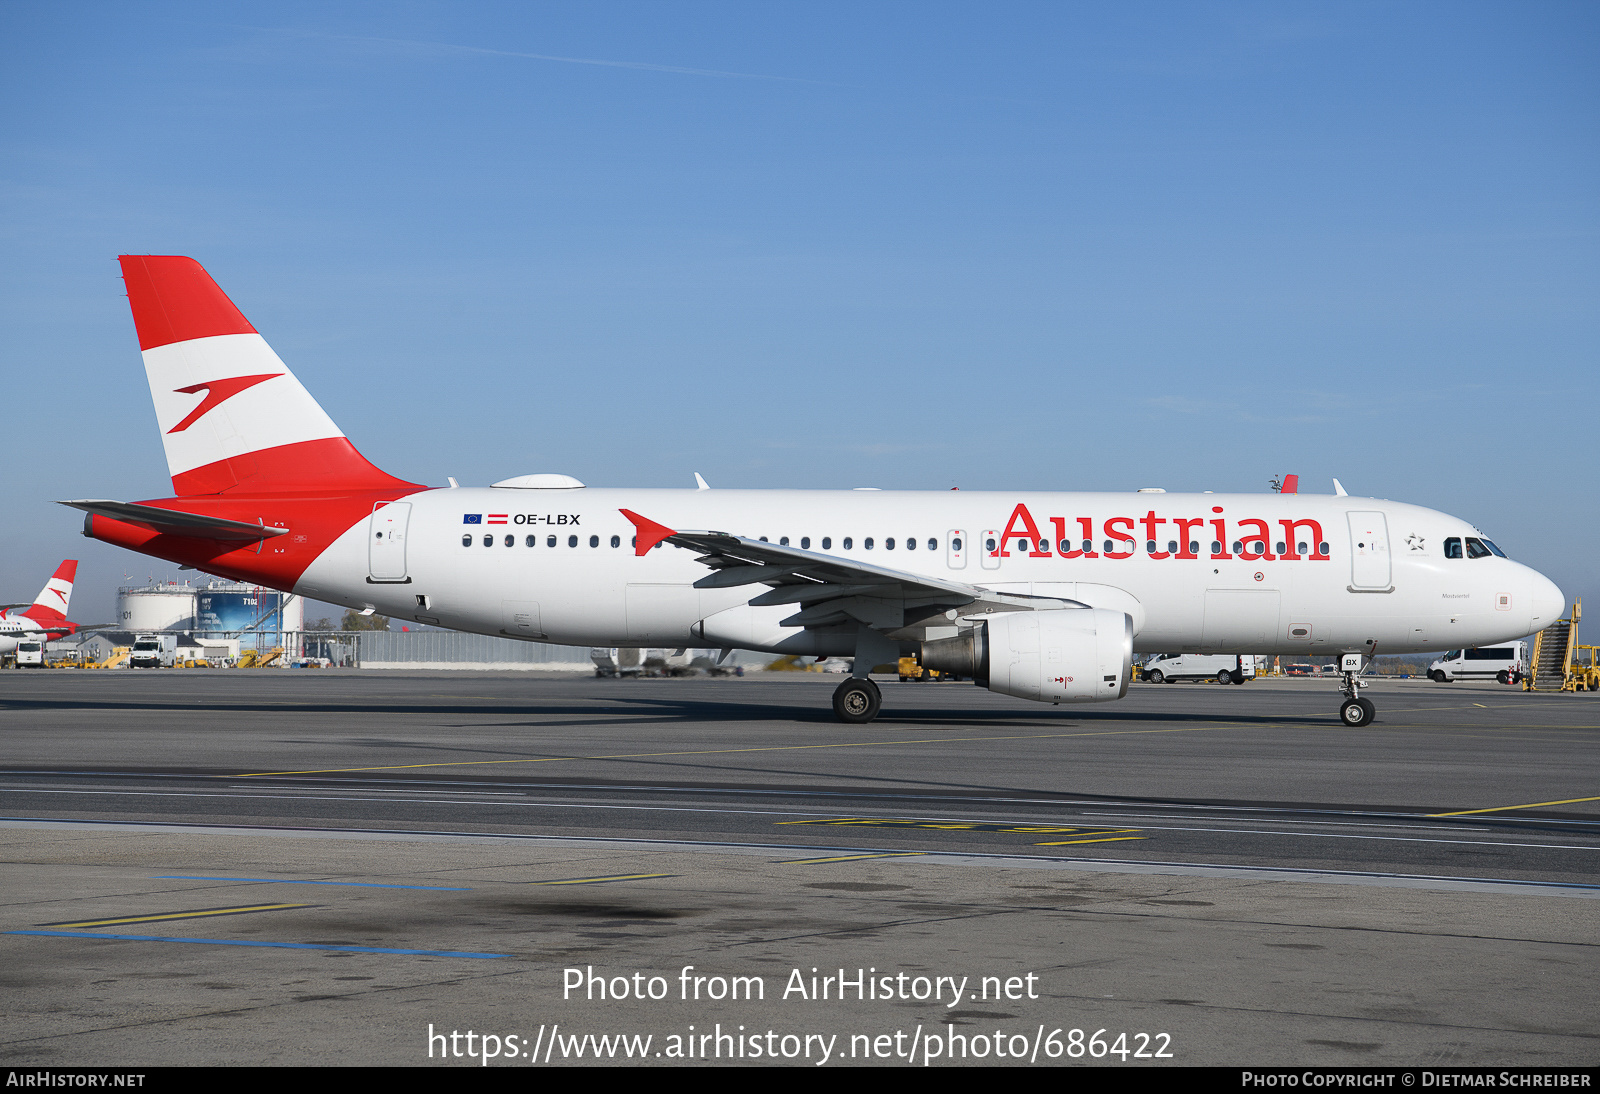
[292,487,1564,657]
[0,614,51,657]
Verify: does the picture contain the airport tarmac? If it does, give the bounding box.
[1,671,1596,1067]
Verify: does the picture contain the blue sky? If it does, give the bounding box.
[2,1,1596,621]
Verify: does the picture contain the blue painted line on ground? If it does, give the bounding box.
[5,930,505,958]
[154,875,470,890]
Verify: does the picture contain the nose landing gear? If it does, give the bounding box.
[1337,652,1376,726]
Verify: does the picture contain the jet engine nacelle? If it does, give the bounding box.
[921,608,1133,704]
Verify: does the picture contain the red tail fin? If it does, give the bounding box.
[22,560,76,621]
[120,256,418,496]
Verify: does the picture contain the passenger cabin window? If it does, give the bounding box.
[611,535,620,548]
[865,537,874,550]
[483,534,493,547]
[462,534,472,547]
[589,535,599,547]
[801,537,811,549]
[568,535,578,548]
[928,538,937,551]
[779,537,789,546]
[1445,537,1463,559]
[526,535,537,547]
[885,538,895,550]
[547,535,556,548]
[505,535,514,547]
[822,537,832,550]
[843,538,852,550]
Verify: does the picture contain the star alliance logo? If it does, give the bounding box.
[1405,533,1425,551]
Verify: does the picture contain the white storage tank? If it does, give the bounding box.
[117,583,198,632]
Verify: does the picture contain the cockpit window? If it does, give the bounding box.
[1465,537,1492,559]
[1482,539,1507,558]
[1444,537,1462,559]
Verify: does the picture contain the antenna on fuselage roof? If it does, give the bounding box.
[694,473,710,491]
[1333,479,1349,497]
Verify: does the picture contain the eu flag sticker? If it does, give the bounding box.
[463,514,483,524]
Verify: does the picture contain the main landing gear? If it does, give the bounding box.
[1337,653,1376,727]
[832,677,882,723]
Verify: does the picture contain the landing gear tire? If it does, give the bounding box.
[1145,670,1164,685]
[1216,670,1232,685]
[832,678,882,724]
[1340,697,1376,727]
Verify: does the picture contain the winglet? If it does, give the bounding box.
[619,509,676,556]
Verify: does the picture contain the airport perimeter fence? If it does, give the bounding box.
[296,630,594,671]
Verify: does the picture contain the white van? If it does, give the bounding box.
[1142,653,1256,685]
[129,633,178,669]
[15,640,45,668]
[1429,643,1526,684]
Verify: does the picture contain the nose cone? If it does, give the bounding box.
[1527,569,1565,632]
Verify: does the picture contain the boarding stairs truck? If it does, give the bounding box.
[1524,601,1591,691]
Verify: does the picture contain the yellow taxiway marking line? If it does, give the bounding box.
[524,874,674,886]
[235,724,1241,777]
[1032,836,1147,846]
[41,903,313,929]
[774,853,927,865]
[1429,795,1600,817]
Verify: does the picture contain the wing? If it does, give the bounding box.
[621,510,1082,639]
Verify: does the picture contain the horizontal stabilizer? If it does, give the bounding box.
[59,500,289,541]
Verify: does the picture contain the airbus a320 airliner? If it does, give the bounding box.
[0,561,83,658]
[65,257,1564,726]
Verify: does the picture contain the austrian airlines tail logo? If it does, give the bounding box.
[167,373,281,433]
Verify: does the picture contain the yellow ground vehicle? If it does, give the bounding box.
[898,656,952,682]
[1526,601,1595,691]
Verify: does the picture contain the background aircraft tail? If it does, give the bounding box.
[118,256,415,496]
[21,560,76,622]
